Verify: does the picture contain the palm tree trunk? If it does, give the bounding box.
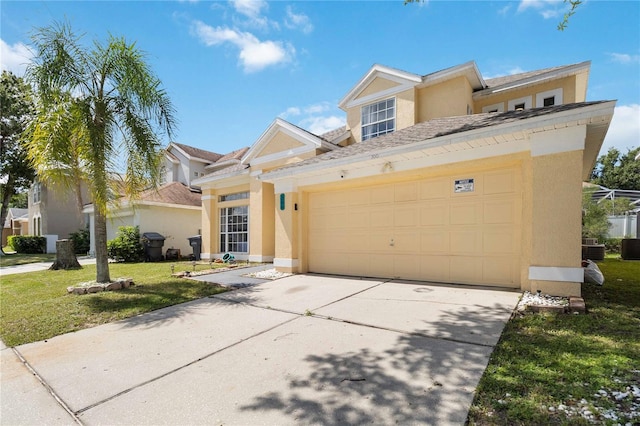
[94,208,111,283]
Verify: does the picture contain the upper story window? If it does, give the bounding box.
[219,191,249,202]
[159,166,167,184]
[536,88,563,108]
[33,182,41,204]
[508,95,532,111]
[362,98,395,141]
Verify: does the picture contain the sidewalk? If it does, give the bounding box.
[0,257,97,276]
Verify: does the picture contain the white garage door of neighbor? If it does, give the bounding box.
[308,168,522,287]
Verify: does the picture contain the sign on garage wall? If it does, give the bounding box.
[454,178,475,193]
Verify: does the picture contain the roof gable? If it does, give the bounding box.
[170,142,223,164]
[241,118,335,167]
[338,64,422,110]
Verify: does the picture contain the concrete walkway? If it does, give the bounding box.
[0,257,97,276]
[1,270,521,425]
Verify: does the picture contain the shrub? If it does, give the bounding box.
[69,227,90,255]
[7,235,46,254]
[107,226,144,262]
[602,237,623,254]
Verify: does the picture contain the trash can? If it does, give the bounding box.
[188,235,202,261]
[142,232,165,262]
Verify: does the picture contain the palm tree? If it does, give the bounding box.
[26,22,176,282]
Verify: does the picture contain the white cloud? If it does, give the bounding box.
[231,0,267,19]
[498,4,512,16]
[600,104,640,154]
[192,20,294,73]
[0,39,33,76]
[280,107,301,119]
[300,115,346,136]
[517,0,566,19]
[284,6,314,34]
[608,53,640,65]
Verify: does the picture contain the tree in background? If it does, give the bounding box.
[582,189,610,241]
[0,71,36,254]
[26,22,176,282]
[591,147,640,190]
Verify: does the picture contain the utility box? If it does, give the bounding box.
[188,235,202,261]
[142,232,165,262]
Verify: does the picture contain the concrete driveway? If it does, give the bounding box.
[1,273,520,425]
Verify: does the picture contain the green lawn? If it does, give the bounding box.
[0,262,229,346]
[468,257,640,425]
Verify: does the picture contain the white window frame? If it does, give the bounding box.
[361,97,396,141]
[508,96,532,111]
[536,88,563,108]
[481,102,505,113]
[219,205,249,254]
[33,182,41,204]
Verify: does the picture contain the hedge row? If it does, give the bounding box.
[7,235,46,254]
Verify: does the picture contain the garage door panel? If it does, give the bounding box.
[371,185,394,204]
[394,255,420,280]
[420,178,449,200]
[420,256,450,282]
[450,256,483,283]
[370,207,393,227]
[393,232,420,253]
[348,207,370,228]
[420,201,449,226]
[370,254,393,277]
[450,201,482,225]
[394,207,418,227]
[483,230,516,254]
[308,167,521,288]
[420,231,449,253]
[450,229,482,255]
[394,182,419,202]
[483,257,519,286]
[484,197,518,225]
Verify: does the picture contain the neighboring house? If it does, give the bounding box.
[84,182,202,256]
[27,180,89,242]
[194,60,615,297]
[2,208,28,247]
[83,143,248,257]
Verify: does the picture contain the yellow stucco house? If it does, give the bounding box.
[194,60,615,297]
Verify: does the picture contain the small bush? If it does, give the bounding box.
[602,237,623,254]
[69,227,90,255]
[7,235,46,254]
[107,226,144,262]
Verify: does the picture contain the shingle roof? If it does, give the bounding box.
[216,147,249,163]
[483,63,582,88]
[206,163,249,178]
[267,101,611,174]
[138,182,201,207]
[319,126,348,143]
[172,142,223,163]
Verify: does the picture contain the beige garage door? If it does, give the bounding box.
[308,168,522,287]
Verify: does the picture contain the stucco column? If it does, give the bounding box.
[249,176,275,262]
[201,189,218,260]
[274,188,299,273]
[527,126,586,297]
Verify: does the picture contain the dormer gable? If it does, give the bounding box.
[241,118,336,167]
[339,64,422,110]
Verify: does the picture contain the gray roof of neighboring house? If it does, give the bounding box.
[216,147,250,163]
[265,101,612,174]
[205,163,249,178]
[172,142,223,163]
[3,208,28,228]
[137,182,202,207]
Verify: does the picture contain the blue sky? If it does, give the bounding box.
[2,0,639,158]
